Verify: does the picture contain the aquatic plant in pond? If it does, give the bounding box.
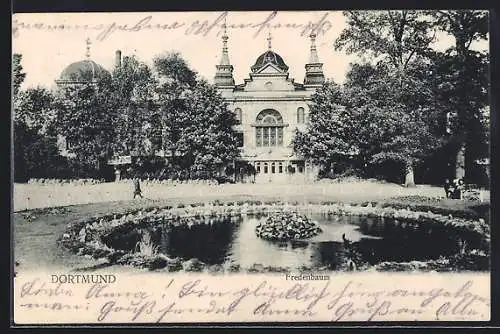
[135,231,159,256]
[255,212,322,241]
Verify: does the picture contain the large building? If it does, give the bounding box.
[214,29,325,183]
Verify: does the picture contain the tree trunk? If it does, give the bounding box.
[455,141,466,180]
[404,161,415,187]
[233,161,236,183]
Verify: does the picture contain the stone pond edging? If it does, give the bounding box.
[58,200,490,273]
[28,178,105,186]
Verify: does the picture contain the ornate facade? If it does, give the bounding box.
[214,29,325,183]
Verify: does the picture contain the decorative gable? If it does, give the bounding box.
[255,63,284,74]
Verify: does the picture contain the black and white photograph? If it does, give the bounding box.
[11,10,491,324]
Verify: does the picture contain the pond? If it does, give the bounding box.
[103,212,467,270]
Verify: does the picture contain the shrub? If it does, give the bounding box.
[255,212,322,241]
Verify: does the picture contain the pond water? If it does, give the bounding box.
[104,213,465,270]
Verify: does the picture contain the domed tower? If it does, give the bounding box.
[214,20,235,90]
[250,32,289,74]
[55,38,110,88]
[303,32,325,89]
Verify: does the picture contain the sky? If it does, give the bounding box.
[12,11,489,90]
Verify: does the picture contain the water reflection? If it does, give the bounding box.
[229,215,317,269]
[106,213,463,270]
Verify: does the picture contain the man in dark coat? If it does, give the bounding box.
[444,179,453,198]
[133,177,143,199]
[453,178,465,199]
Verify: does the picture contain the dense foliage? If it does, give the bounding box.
[12,56,71,182]
[12,54,26,97]
[294,10,489,186]
[150,52,239,179]
[13,11,489,185]
[13,51,239,181]
[53,78,117,177]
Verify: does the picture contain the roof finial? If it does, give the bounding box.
[85,37,92,59]
[308,31,320,63]
[222,15,228,38]
[219,15,231,66]
[310,30,317,41]
[267,30,272,50]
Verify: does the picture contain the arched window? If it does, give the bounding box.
[271,162,276,174]
[278,162,283,173]
[255,109,284,147]
[65,137,73,150]
[236,132,244,147]
[297,107,305,124]
[235,108,242,124]
[297,161,305,173]
[264,162,269,174]
[255,162,261,173]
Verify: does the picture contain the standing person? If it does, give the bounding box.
[444,179,452,198]
[133,177,143,199]
[451,178,464,199]
[456,178,465,199]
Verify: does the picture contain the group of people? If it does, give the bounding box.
[444,178,465,199]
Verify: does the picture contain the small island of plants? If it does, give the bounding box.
[255,212,323,241]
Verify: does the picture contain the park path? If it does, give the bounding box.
[12,181,452,212]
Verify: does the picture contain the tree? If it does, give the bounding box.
[153,52,197,87]
[430,10,489,181]
[293,81,355,175]
[330,10,442,186]
[12,54,26,98]
[347,61,445,185]
[13,121,68,182]
[181,80,240,178]
[152,53,239,179]
[110,56,157,156]
[152,52,197,165]
[294,63,442,185]
[53,78,116,177]
[12,64,67,182]
[335,11,436,71]
[14,87,56,134]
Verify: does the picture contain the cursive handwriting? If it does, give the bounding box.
[15,276,490,323]
[85,283,151,300]
[12,11,333,41]
[20,278,73,297]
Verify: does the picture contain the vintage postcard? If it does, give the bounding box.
[12,10,491,325]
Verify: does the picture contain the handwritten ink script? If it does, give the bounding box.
[12,11,333,41]
[14,273,490,323]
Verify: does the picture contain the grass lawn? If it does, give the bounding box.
[12,181,490,273]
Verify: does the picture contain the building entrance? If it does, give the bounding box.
[253,160,306,183]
